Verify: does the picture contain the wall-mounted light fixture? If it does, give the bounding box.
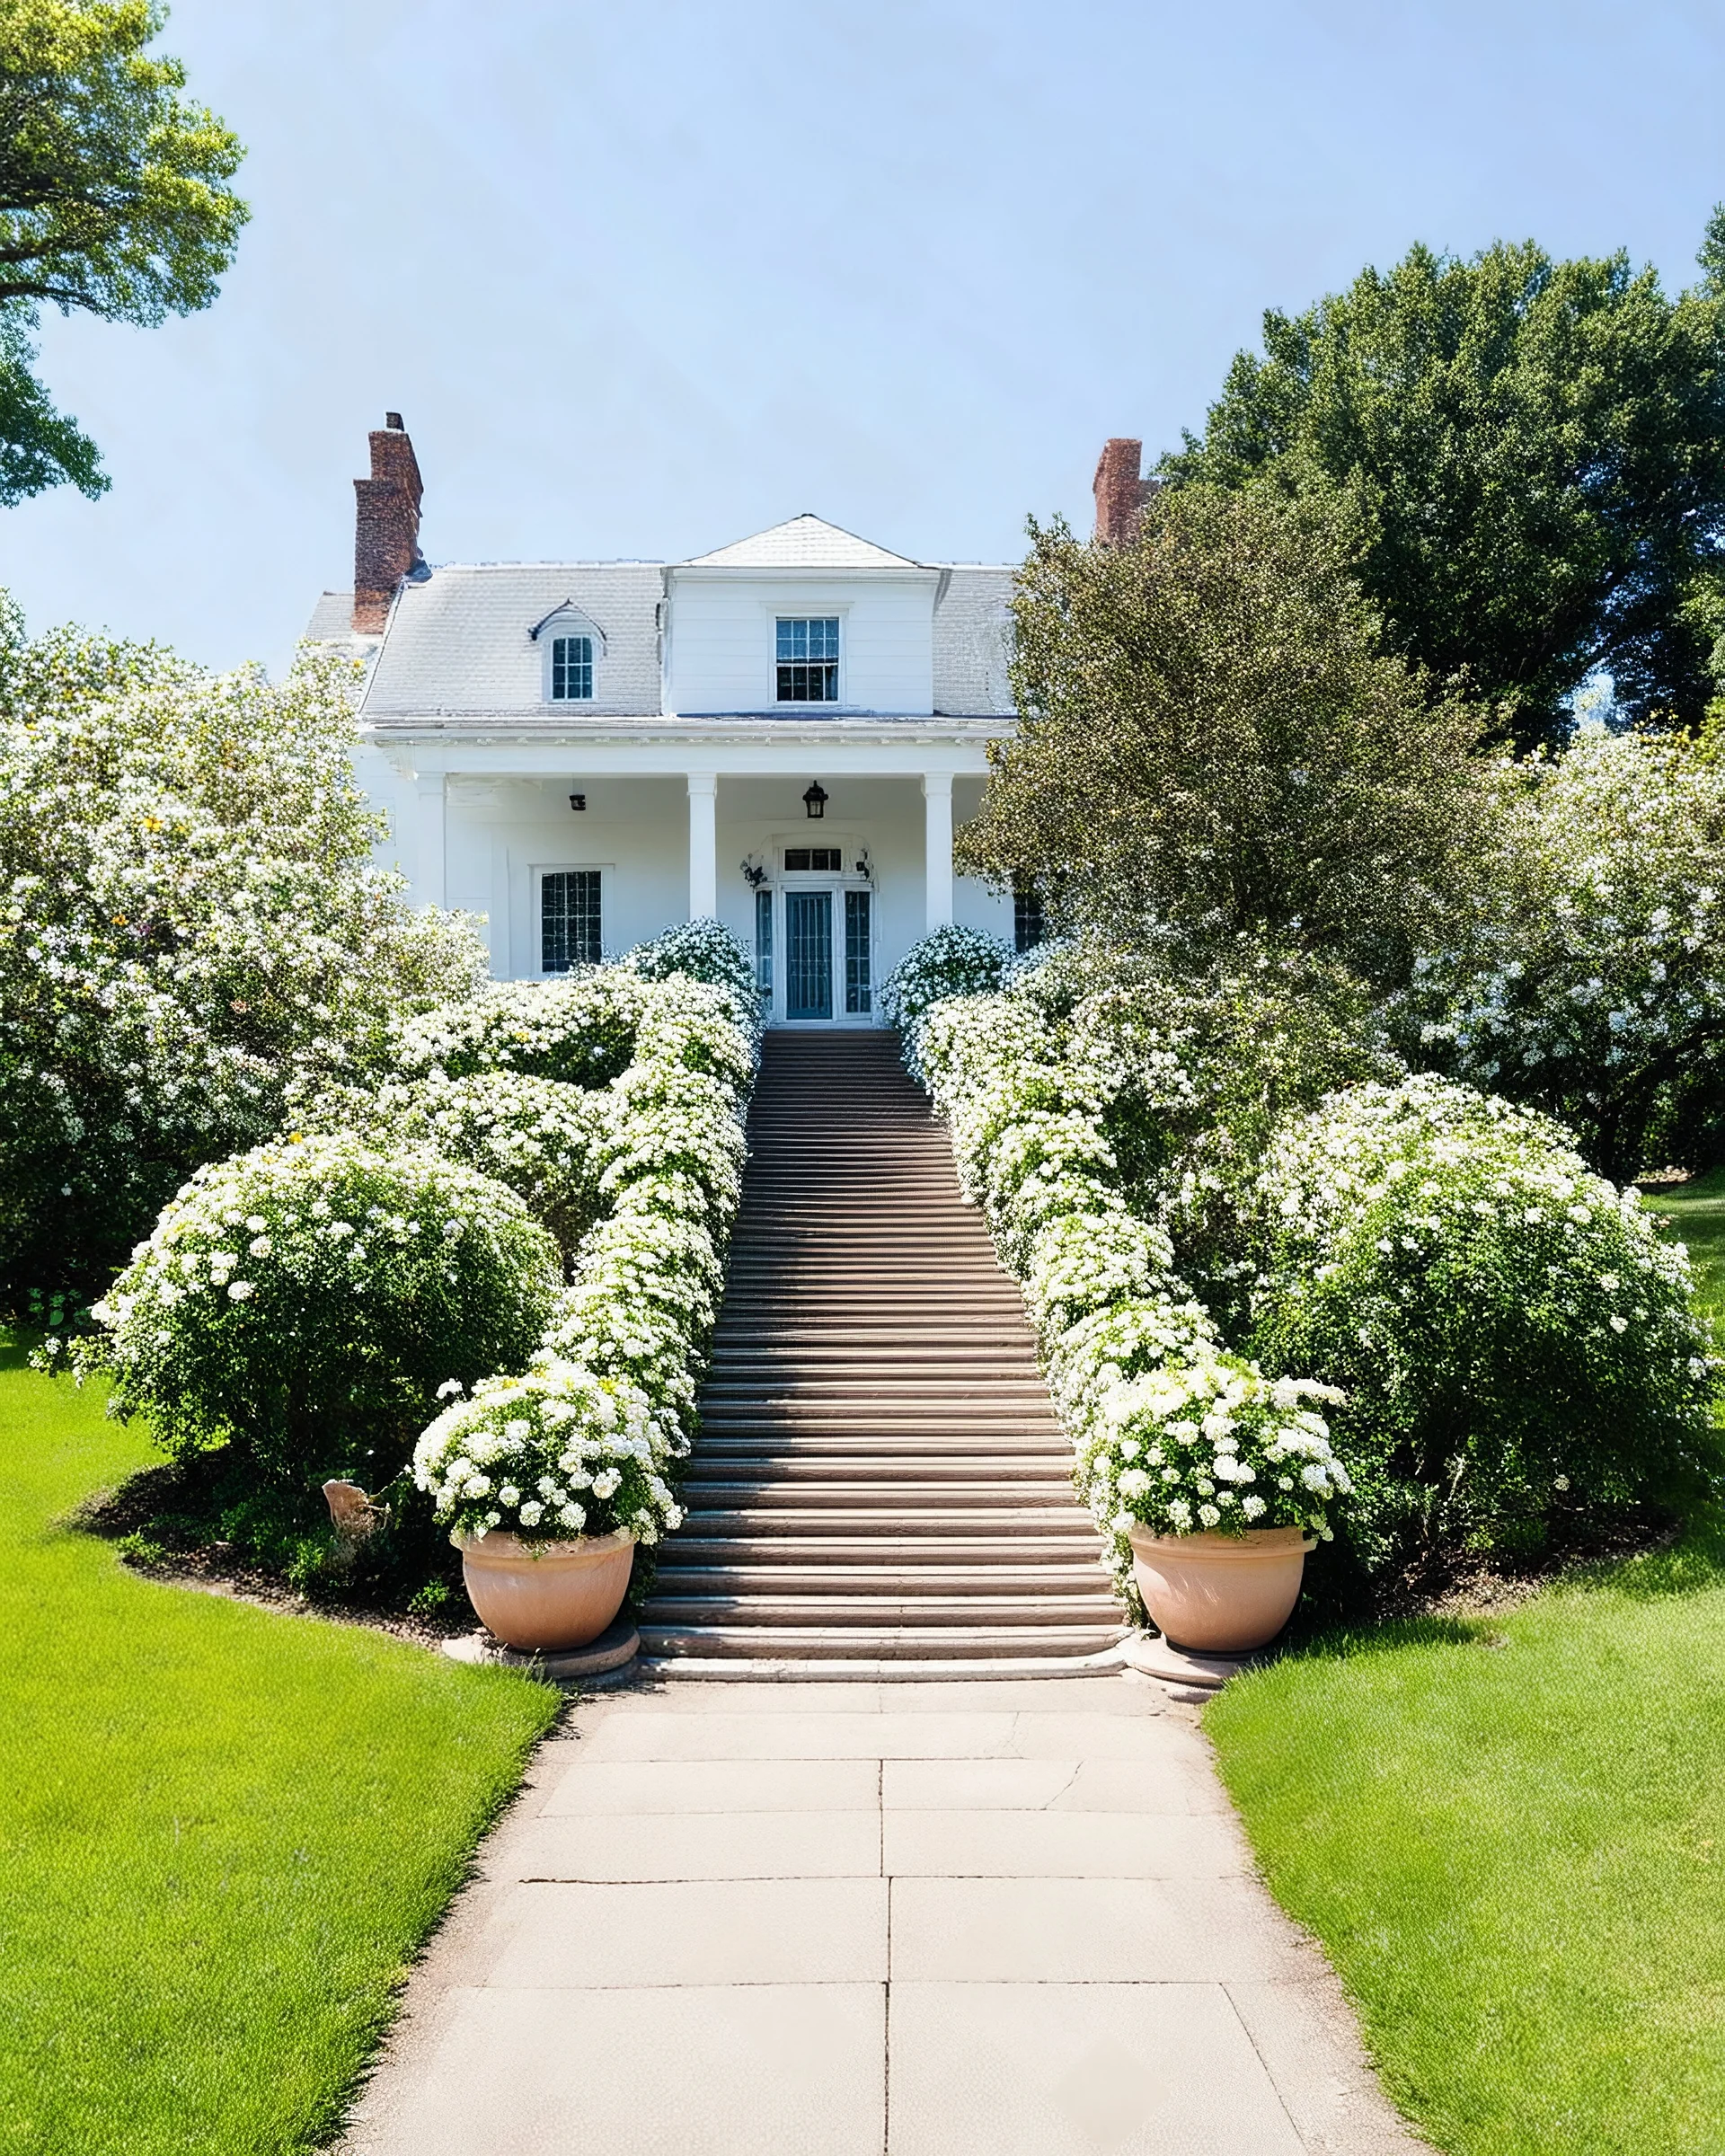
[802,781,828,820]
[569,792,587,812]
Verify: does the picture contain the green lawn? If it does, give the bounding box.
[1206,1180,1725,2155]
[0,1337,558,2156]
[1645,1165,1725,1331]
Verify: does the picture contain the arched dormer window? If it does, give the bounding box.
[551,633,593,701]
[529,602,606,704]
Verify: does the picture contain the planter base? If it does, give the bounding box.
[1118,1630,1263,1694]
[443,1612,640,1684]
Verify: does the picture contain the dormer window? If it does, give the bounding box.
[776,617,839,702]
[551,633,594,701]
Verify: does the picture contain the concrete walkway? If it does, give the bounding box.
[340,1674,1424,2155]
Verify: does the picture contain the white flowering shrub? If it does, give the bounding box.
[402,961,756,1548]
[1243,1074,1722,1573]
[305,1070,606,1259]
[413,1359,684,1545]
[86,1135,563,1491]
[390,968,756,1100]
[624,918,758,1036]
[880,925,1010,1068]
[1395,727,1725,1180]
[388,972,650,1089]
[898,934,1349,1607]
[0,618,489,1301]
[1064,953,1403,1321]
[1068,1356,1349,1542]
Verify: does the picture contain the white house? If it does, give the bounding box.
[308,418,1149,1021]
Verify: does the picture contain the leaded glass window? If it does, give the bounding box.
[543,870,601,971]
[776,617,839,702]
[551,634,594,701]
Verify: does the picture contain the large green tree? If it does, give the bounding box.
[958,483,1489,984]
[0,0,246,502]
[1162,229,1725,747]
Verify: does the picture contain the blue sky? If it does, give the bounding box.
[4,0,1724,673]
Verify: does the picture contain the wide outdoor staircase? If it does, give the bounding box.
[638,1028,1128,1671]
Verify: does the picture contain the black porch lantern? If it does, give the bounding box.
[802,781,828,820]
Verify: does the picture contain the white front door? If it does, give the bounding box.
[762,880,873,1025]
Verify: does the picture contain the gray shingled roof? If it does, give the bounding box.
[933,567,1015,714]
[358,563,663,719]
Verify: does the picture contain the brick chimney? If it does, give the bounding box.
[352,412,425,633]
[1092,437,1156,546]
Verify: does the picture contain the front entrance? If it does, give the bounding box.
[765,882,872,1024]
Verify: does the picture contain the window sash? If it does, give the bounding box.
[551,634,594,701]
[775,616,839,702]
[543,870,601,971]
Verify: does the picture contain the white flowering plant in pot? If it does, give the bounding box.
[413,1359,684,1546]
[1060,1340,1349,1543]
[1243,1073,1722,1574]
[82,1134,563,1493]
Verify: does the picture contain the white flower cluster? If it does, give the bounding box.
[306,1068,606,1258]
[0,626,487,1295]
[880,926,1011,1075]
[1394,726,1725,1176]
[902,943,1350,1599]
[412,1359,682,1545]
[623,916,762,1038]
[1054,1327,1349,1542]
[1252,1073,1711,1373]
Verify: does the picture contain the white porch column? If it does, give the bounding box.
[414,772,447,908]
[922,772,954,932]
[686,773,718,921]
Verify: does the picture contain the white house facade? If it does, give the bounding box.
[310,418,1147,1020]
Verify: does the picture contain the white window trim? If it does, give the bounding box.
[533,605,608,706]
[762,600,852,710]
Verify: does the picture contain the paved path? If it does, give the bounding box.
[340,1674,1423,2155]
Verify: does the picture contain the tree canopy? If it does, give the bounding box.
[1161,230,1725,748]
[956,483,1489,984]
[0,0,246,502]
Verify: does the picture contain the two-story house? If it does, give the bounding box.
[307,419,1151,1020]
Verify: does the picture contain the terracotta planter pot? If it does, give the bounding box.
[1127,1524,1314,1655]
[455,1527,635,1651]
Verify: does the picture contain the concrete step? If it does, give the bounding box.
[639,1623,1130,1661]
[641,1593,1121,1628]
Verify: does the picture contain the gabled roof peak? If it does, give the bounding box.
[683,513,922,570]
